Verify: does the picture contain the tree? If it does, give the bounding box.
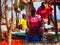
[5,0,9,31]
[15,0,20,29]
[23,0,33,16]
[8,0,14,45]
[0,0,2,42]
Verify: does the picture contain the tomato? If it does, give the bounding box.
[11,40,16,45]
[11,40,23,45]
[0,43,1,45]
[1,40,8,45]
[15,40,23,45]
[1,40,23,45]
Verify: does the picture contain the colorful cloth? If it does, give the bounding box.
[28,15,41,27]
[19,18,27,30]
[26,34,40,42]
[26,15,41,41]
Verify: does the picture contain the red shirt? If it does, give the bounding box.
[36,6,48,19]
[28,15,41,27]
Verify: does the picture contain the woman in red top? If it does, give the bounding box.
[36,2,50,32]
[36,2,49,24]
[26,7,42,42]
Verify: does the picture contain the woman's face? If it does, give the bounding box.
[31,10,36,16]
[23,15,26,19]
[41,3,45,9]
[41,4,45,9]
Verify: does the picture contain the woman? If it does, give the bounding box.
[37,2,48,24]
[26,7,42,42]
[19,14,27,33]
[37,2,49,32]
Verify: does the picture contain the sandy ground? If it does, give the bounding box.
[58,23,60,28]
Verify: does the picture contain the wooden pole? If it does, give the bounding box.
[25,0,33,18]
[54,0,58,34]
[8,0,14,45]
[25,0,30,16]
[0,0,2,42]
[5,0,9,30]
[5,0,9,42]
[30,0,33,7]
[11,0,14,24]
[15,0,19,29]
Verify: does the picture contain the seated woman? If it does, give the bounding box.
[26,7,42,42]
[19,14,27,33]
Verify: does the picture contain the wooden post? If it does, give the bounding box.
[11,0,14,25]
[5,0,9,30]
[54,0,58,34]
[25,0,31,16]
[15,0,20,29]
[0,0,2,42]
[8,0,14,45]
[25,0,33,19]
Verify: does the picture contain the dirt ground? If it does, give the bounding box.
[58,23,60,28]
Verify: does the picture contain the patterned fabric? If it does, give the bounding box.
[27,15,41,39]
[27,26,40,38]
[28,15,41,27]
[19,18,27,29]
